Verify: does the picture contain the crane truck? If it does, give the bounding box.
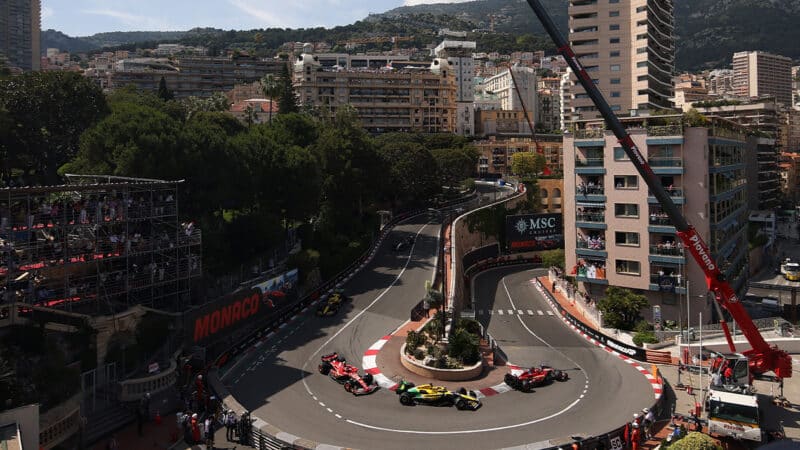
[520,0,792,443]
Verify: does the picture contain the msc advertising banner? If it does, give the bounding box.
[506,213,564,251]
[186,269,300,346]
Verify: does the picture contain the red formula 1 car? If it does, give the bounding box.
[318,352,379,395]
[504,363,568,392]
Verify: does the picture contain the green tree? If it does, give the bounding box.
[511,152,545,177]
[540,249,565,270]
[313,105,381,231]
[179,93,230,120]
[597,286,650,330]
[260,73,280,123]
[61,102,182,179]
[1,71,109,183]
[277,62,298,115]
[431,147,478,188]
[157,76,174,101]
[377,141,440,209]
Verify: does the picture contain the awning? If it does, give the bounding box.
[576,202,606,208]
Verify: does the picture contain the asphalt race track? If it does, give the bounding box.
[222,196,655,449]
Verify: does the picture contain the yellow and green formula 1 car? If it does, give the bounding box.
[395,380,481,410]
[316,290,349,316]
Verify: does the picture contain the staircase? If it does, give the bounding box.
[83,402,135,445]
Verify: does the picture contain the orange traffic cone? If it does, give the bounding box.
[155,410,162,426]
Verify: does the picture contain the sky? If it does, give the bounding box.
[42,0,472,37]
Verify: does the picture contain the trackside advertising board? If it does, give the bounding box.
[186,269,299,346]
[506,213,564,251]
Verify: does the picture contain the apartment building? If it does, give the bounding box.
[481,66,537,117]
[707,69,736,97]
[293,53,456,133]
[732,51,792,106]
[0,0,40,71]
[564,116,749,323]
[474,134,563,180]
[434,40,477,136]
[567,0,675,121]
[110,55,285,98]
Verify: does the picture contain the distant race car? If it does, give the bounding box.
[504,364,569,392]
[395,380,481,410]
[316,290,349,316]
[318,352,378,395]
[392,235,415,252]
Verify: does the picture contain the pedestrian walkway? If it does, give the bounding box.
[477,308,554,316]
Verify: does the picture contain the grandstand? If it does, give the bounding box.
[0,175,201,315]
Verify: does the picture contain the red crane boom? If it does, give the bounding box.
[522,0,791,379]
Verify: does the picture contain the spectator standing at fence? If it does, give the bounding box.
[643,408,655,440]
[225,409,238,441]
[205,416,215,450]
[630,422,640,450]
[190,413,200,444]
[422,298,430,318]
[723,365,733,384]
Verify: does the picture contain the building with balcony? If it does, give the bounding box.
[110,55,285,98]
[745,136,780,210]
[434,40,477,136]
[1,175,202,316]
[0,0,40,71]
[480,66,537,116]
[566,0,675,122]
[564,115,749,323]
[474,134,563,180]
[732,51,792,107]
[293,53,456,134]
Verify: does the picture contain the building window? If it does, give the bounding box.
[610,64,621,71]
[609,11,620,17]
[610,50,620,57]
[610,38,620,44]
[610,78,621,84]
[616,259,641,275]
[615,203,639,218]
[609,25,620,31]
[614,147,629,160]
[611,91,621,97]
[610,105,621,111]
[609,0,620,3]
[615,232,640,247]
[637,61,647,68]
[614,175,638,189]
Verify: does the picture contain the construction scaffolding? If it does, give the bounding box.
[0,175,202,315]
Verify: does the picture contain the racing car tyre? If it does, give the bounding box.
[399,392,414,406]
[504,373,517,388]
[455,399,468,410]
[521,381,533,393]
[344,381,353,393]
[554,370,568,381]
[362,373,374,385]
[318,362,331,375]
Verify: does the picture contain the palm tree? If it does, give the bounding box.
[260,74,280,123]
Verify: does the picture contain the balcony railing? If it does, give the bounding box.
[649,188,683,198]
[647,123,683,136]
[574,128,605,139]
[578,240,606,250]
[577,185,605,195]
[576,213,605,223]
[575,157,604,167]
[649,214,672,226]
[650,244,683,257]
[648,157,682,167]
[709,126,745,141]
[650,273,685,288]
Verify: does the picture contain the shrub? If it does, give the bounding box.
[448,328,481,365]
[668,431,721,450]
[633,331,659,347]
[635,320,654,333]
[405,331,425,354]
[413,348,424,360]
[456,318,482,336]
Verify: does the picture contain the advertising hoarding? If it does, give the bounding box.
[506,213,564,251]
